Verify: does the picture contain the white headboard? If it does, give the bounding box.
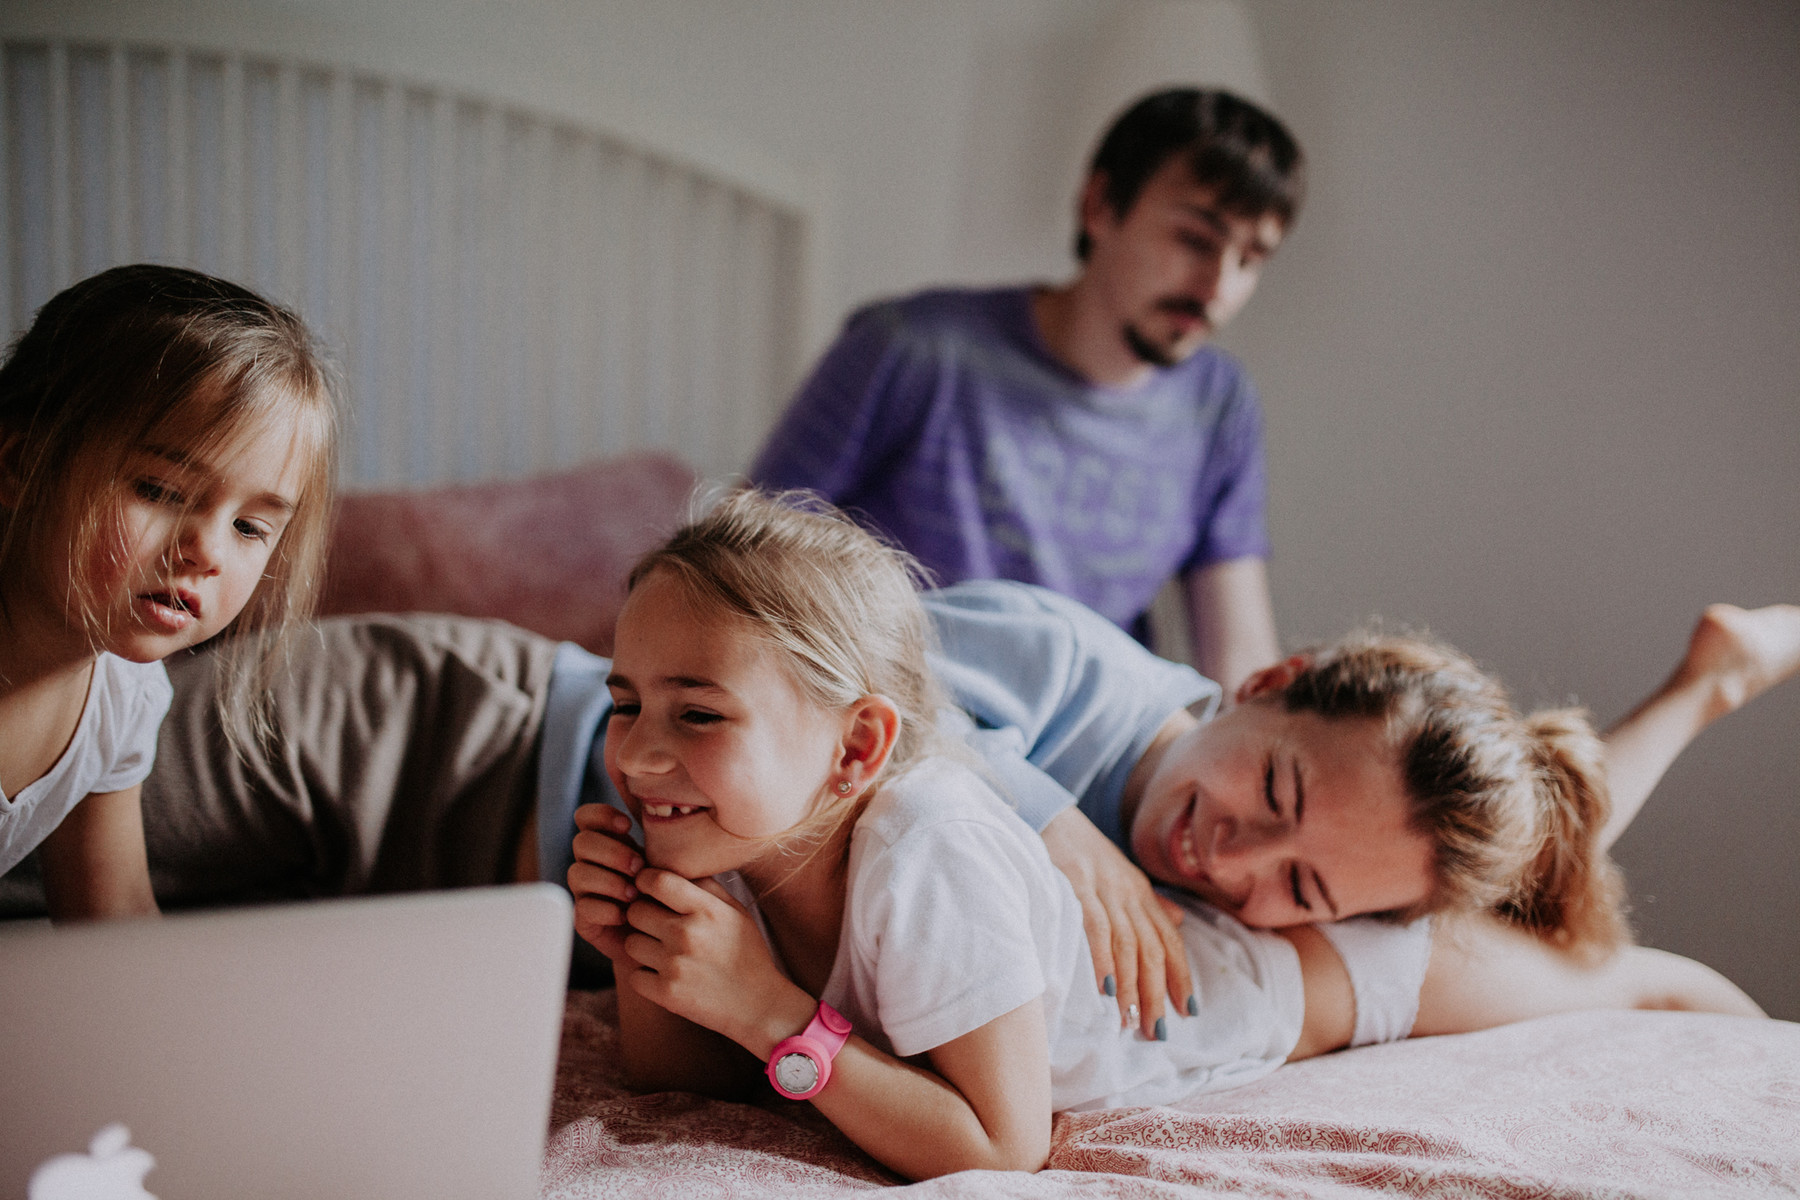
[1,37,815,486]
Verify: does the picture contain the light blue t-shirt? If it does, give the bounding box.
[924,580,1219,843]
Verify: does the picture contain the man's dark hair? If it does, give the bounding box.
[1076,87,1305,259]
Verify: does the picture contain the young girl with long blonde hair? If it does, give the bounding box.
[570,491,1770,1180]
[0,264,337,920]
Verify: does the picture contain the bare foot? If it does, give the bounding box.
[1676,603,1800,720]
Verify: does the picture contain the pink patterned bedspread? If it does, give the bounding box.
[544,990,1800,1198]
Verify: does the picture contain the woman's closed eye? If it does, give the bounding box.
[680,708,723,727]
[1288,863,1312,912]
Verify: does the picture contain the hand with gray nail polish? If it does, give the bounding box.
[1041,807,1196,1037]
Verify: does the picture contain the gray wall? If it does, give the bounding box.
[1230,0,1800,1019]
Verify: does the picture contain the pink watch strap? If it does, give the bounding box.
[765,1001,852,1100]
[803,1002,853,1055]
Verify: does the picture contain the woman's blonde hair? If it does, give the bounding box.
[0,263,339,746]
[626,488,946,845]
[1277,632,1628,957]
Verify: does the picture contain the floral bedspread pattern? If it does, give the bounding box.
[542,990,1800,1198]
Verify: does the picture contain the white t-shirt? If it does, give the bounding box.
[728,756,1313,1112]
[0,654,173,877]
[1318,912,1433,1047]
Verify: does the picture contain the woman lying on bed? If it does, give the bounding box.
[903,582,1788,1048]
[4,575,1788,1055]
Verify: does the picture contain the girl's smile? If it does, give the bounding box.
[639,802,708,820]
[603,568,856,884]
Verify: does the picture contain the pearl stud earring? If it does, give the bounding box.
[835,780,853,795]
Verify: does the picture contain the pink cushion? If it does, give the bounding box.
[319,453,696,656]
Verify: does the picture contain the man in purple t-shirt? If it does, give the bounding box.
[750,89,1303,694]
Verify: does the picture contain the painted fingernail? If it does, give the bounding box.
[1186,994,1199,1017]
[1102,975,1116,997]
[1154,1017,1168,1042]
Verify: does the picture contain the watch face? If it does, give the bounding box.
[773,1051,820,1096]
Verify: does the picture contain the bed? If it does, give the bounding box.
[322,459,1800,1200]
[540,994,1800,1198]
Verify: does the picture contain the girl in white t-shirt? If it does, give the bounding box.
[0,264,338,919]
[568,491,1767,1181]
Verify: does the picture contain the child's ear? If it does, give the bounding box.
[835,694,901,797]
[1235,653,1313,705]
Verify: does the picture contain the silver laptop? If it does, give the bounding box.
[0,884,571,1200]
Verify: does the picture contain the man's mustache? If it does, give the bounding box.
[1155,297,1209,323]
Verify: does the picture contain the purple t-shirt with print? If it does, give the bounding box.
[749,286,1269,636]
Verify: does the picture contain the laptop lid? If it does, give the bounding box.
[0,884,571,1200]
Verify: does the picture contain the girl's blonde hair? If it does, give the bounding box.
[1277,632,1628,957]
[0,263,339,744]
[627,489,946,844]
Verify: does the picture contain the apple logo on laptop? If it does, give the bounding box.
[28,1124,157,1200]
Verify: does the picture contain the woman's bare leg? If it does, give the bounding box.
[1601,603,1800,851]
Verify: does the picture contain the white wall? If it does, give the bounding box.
[4,0,989,361]
[10,0,1796,1017]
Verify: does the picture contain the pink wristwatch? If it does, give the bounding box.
[766,1001,852,1100]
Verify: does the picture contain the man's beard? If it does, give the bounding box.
[1123,300,1209,369]
[1122,322,1181,369]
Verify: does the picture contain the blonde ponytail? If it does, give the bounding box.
[1279,633,1632,955]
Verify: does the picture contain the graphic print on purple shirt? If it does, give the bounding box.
[749,286,1270,635]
